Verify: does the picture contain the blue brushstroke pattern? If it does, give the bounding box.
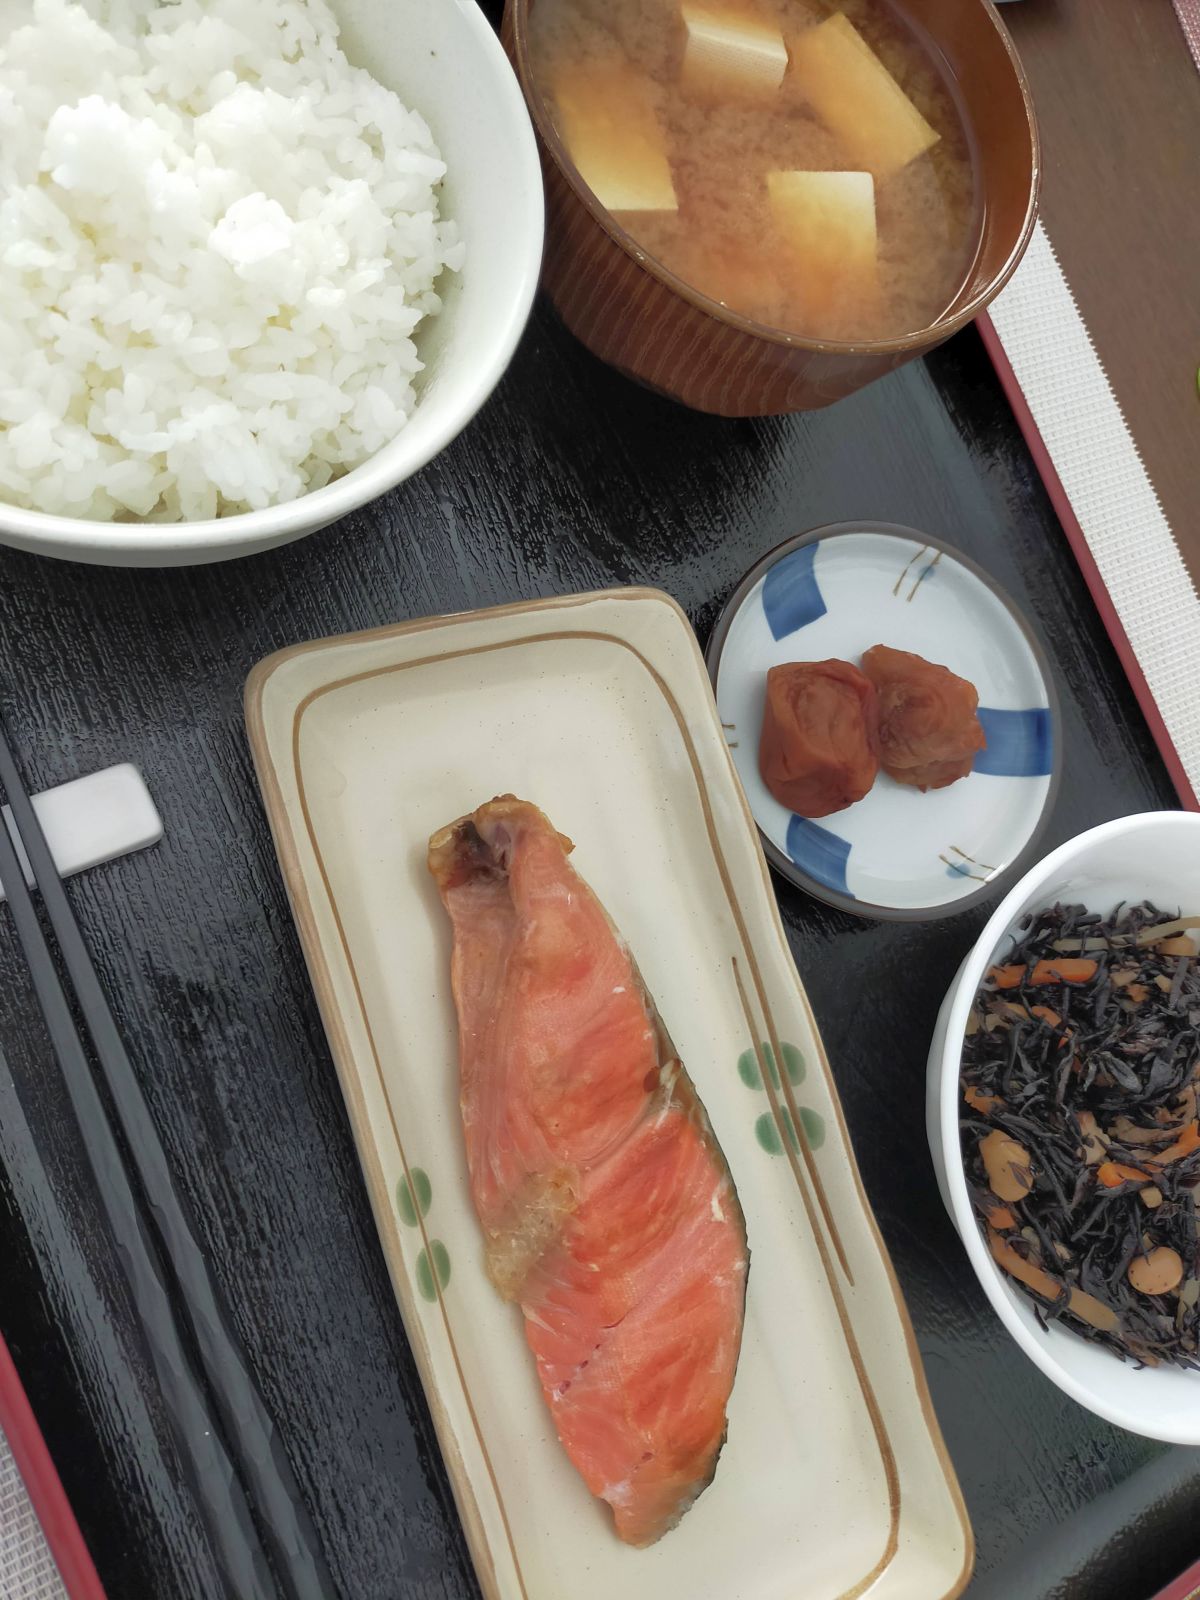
[975,707,1053,777]
[946,860,973,878]
[762,543,826,640]
[912,561,938,593]
[786,815,853,897]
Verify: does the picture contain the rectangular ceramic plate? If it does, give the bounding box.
[245,588,972,1600]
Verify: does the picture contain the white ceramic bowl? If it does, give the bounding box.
[927,810,1200,1442]
[0,0,543,568]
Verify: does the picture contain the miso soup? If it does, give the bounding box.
[527,0,981,343]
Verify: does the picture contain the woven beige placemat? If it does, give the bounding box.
[982,0,1200,808]
[1174,0,1200,66]
[1,1432,67,1600]
[984,223,1200,807]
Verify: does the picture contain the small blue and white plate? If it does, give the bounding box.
[706,523,1060,920]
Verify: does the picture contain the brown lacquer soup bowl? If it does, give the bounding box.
[503,0,1039,416]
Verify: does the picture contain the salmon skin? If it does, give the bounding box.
[428,796,749,1546]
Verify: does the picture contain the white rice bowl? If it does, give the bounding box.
[0,0,465,522]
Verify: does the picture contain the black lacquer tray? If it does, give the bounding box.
[0,299,1194,1596]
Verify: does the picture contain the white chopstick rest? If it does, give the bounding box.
[0,763,162,902]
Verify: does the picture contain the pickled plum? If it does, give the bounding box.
[758,660,879,818]
[861,644,985,791]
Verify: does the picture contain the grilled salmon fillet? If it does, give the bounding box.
[428,796,748,1546]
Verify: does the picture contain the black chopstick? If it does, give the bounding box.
[0,715,337,1600]
[0,772,275,1599]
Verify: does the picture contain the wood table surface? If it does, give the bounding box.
[0,19,1198,1582]
[1003,0,1200,591]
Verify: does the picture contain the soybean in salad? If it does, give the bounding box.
[962,901,1200,1368]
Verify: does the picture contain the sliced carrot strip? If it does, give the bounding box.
[1030,958,1098,985]
[1149,1121,1200,1166]
[1001,1002,1064,1028]
[1097,1161,1151,1187]
[1067,1286,1120,1333]
[999,1001,1071,1047]
[1030,1005,1063,1028]
[987,1228,1062,1300]
[987,1230,1119,1333]
[964,1084,1005,1115]
[988,964,1025,989]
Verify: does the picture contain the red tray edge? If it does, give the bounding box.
[0,1333,108,1600]
[976,311,1200,814]
[1153,1561,1200,1600]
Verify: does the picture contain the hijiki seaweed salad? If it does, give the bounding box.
[962,902,1200,1368]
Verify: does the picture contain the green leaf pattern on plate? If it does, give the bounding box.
[394,1166,451,1303]
[416,1241,452,1302]
[740,1041,825,1155]
[395,1167,432,1227]
[737,1040,805,1089]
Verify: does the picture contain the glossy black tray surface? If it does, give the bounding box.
[0,295,1194,1595]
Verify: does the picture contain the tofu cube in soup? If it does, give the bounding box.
[680,2,789,101]
[767,170,877,324]
[786,14,940,180]
[553,60,678,214]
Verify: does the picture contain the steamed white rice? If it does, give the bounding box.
[0,0,464,522]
